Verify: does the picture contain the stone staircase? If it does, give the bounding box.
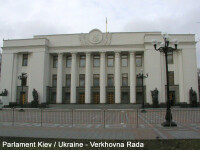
[49,104,142,109]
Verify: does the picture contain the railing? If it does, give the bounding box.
[0,108,199,128]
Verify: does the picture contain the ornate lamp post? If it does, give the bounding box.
[18,73,27,111]
[152,33,178,127]
[137,69,148,113]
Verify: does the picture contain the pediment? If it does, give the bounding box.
[79,29,112,46]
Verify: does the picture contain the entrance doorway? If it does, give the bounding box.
[93,92,100,104]
[169,91,175,106]
[20,92,26,105]
[136,92,143,104]
[121,92,129,104]
[79,93,85,104]
[50,92,56,104]
[107,92,114,104]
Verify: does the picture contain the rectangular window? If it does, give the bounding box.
[53,56,58,68]
[107,74,114,86]
[122,74,128,86]
[66,74,71,87]
[22,54,28,66]
[66,55,71,68]
[52,74,57,87]
[93,74,99,86]
[93,55,100,67]
[107,55,114,67]
[80,55,86,67]
[79,74,85,87]
[168,71,174,85]
[136,55,142,67]
[121,55,128,67]
[167,52,173,64]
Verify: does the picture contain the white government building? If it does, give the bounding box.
[0,29,199,105]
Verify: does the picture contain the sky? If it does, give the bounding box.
[0,0,200,66]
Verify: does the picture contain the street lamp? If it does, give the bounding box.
[152,32,178,127]
[18,73,27,111]
[137,69,148,113]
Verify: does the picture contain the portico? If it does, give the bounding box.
[53,51,137,104]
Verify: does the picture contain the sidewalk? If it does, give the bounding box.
[0,123,200,140]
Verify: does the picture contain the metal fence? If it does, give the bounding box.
[0,108,199,128]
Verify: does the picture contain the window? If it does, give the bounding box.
[79,74,85,87]
[107,74,114,86]
[136,78,142,86]
[22,54,28,66]
[168,71,174,85]
[52,74,57,87]
[167,52,173,64]
[121,55,128,67]
[66,74,71,87]
[66,55,71,68]
[93,74,99,86]
[93,55,100,67]
[122,74,128,86]
[53,56,58,68]
[107,55,114,67]
[80,55,86,67]
[136,55,142,67]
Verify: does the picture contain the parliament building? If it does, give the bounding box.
[0,29,198,105]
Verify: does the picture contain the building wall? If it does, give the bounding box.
[0,53,14,104]
[1,30,198,105]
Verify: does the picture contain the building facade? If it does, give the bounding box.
[0,29,199,105]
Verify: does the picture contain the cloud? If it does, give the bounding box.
[0,0,200,66]
[121,4,200,66]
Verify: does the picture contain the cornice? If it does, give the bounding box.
[2,45,49,50]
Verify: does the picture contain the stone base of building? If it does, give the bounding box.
[48,104,142,109]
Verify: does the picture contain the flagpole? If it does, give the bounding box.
[106,17,107,33]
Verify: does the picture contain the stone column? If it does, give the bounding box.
[56,53,63,103]
[130,52,136,103]
[70,52,77,103]
[12,53,18,103]
[115,52,121,103]
[178,51,185,102]
[100,52,106,103]
[85,52,91,103]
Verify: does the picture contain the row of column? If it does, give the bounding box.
[56,52,136,104]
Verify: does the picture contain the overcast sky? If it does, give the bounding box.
[1,0,200,66]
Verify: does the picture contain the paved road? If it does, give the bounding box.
[0,123,200,139]
[0,108,200,139]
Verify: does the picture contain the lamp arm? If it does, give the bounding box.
[155,47,164,52]
[168,47,177,52]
